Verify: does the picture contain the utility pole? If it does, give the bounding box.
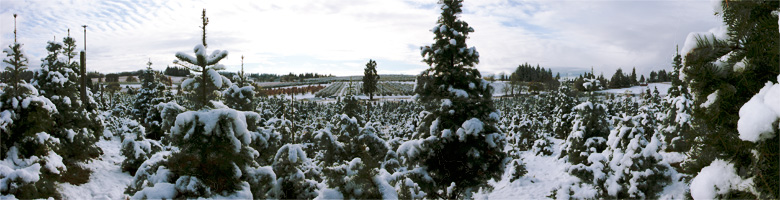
[80,25,89,110]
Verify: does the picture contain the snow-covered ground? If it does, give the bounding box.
[482,138,578,199]
[57,137,133,199]
[598,82,672,96]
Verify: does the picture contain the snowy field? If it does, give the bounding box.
[58,138,133,199]
[598,82,672,96]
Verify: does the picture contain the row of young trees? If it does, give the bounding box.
[120,1,508,198]
[1,14,103,198]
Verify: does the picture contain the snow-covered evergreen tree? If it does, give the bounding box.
[118,119,162,175]
[561,115,672,199]
[398,0,507,197]
[174,9,231,110]
[0,15,65,198]
[319,100,395,199]
[132,59,172,140]
[659,47,694,152]
[125,9,263,199]
[31,34,103,178]
[272,144,318,199]
[560,78,610,166]
[683,1,779,198]
[551,85,578,139]
[223,55,256,111]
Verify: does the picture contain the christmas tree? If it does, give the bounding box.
[398,0,507,198]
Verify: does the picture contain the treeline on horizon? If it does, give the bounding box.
[20,66,337,83]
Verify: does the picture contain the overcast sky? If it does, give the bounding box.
[0,0,721,77]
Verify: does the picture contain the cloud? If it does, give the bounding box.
[1,0,720,77]
[461,0,721,76]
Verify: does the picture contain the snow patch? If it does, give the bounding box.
[737,78,780,142]
[690,159,753,199]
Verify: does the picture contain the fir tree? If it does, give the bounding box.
[551,85,578,139]
[659,46,694,152]
[0,14,64,198]
[559,101,610,165]
[223,55,256,111]
[32,34,103,177]
[174,9,231,110]
[362,59,379,100]
[399,0,507,198]
[273,144,319,199]
[132,59,172,140]
[683,1,779,198]
[564,115,672,199]
[126,9,263,199]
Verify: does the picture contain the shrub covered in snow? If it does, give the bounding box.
[118,119,162,175]
[560,114,672,199]
[0,35,63,199]
[132,61,173,140]
[272,144,318,199]
[560,101,610,165]
[659,49,695,153]
[551,85,578,139]
[223,56,256,112]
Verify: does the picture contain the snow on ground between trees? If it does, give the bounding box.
[58,136,133,199]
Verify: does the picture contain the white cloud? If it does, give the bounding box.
[0,0,720,77]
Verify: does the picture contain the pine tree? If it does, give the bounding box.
[0,14,64,198]
[132,59,172,140]
[126,9,263,199]
[362,59,379,100]
[273,144,319,199]
[174,9,231,110]
[551,85,578,139]
[559,101,610,165]
[683,1,779,198]
[398,0,507,197]
[32,34,103,176]
[223,55,256,111]
[564,115,671,199]
[659,47,694,152]
[119,119,162,175]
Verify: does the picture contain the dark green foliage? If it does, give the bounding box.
[321,120,391,199]
[509,159,528,182]
[660,48,695,153]
[682,1,779,198]
[31,36,103,169]
[166,110,256,195]
[174,9,230,110]
[560,101,610,165]
[609,68,633,89]
[224,56,257,111]
[273,144,318,199]
[133,61,173,140]
[509,63,560,92]
[405,0,507,197]
[551,85,578,139]
[119,120,162,175]
[362,59,380,100]
[164,66,191,76]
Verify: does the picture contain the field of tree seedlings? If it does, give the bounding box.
[1,0,779,199]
